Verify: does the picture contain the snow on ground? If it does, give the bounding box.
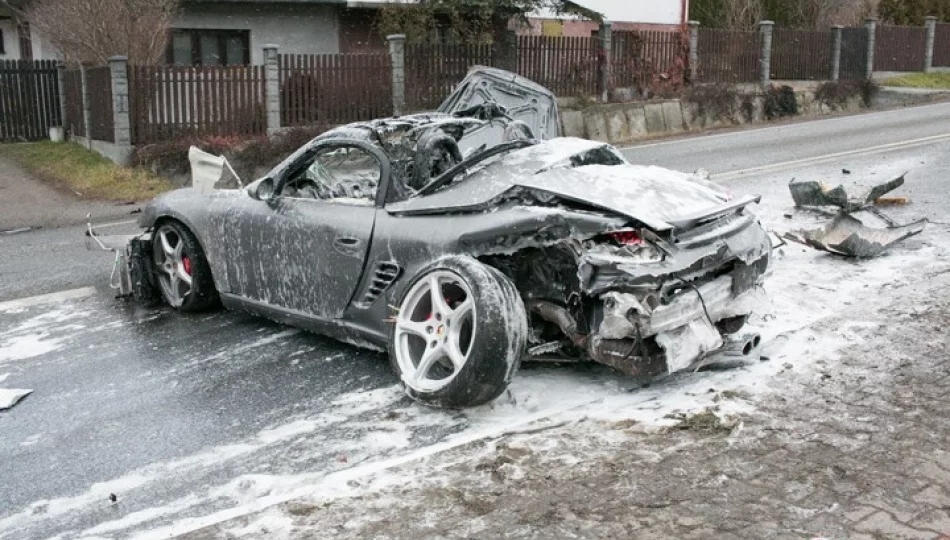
[3,154,948,540]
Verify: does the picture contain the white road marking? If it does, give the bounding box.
[93,219,138,228]
[713,132,950,180]
[616,101,950,151]
[0,287,97,312]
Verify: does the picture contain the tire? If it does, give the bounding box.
[152,220,219,313]
[389,256,527,408]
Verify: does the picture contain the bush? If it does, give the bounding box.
[131,125,330,186]
[764,85,798,119]
[684,83,740,120]
[814,79,880,108]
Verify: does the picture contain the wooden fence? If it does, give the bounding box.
[405,43,493,111]
[935,23,950,67]
[875,25,927,71]
[129,65,266,145]
[839,27,869,80]
[279,53,393,126]
[696,28,760,83]
[516,36,598,97]
[611,30,688,92]
[0,60,61,142]
[771,28,832,80]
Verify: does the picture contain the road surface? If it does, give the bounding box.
[2,102,949,540]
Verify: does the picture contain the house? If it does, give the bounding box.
[524,0,689,36]
[0,3,58,61]
[170,0,386,66]
[170,0,689,67]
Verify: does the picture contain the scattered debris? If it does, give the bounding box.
[790,174,906,212]
[109,493,118,503]
[786,214,927,258]
[0,388,33,410]
[667,408,738,432]
[842,168,851,174]
[786,174,927,258]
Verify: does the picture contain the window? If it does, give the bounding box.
[167,29,250,66]
[0,28,5,55]
[17,21,31,61]
[284,146,381,205]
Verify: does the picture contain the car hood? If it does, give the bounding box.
[388,139,740,231]
[439,66,559,143]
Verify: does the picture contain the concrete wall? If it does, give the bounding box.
[518,19,681,37]
[174,3,341,63]
[560,90,866,145]
[531,0,685,27]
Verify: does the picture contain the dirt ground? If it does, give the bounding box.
[177,263,950,540]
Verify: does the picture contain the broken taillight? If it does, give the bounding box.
[609,231,644,246]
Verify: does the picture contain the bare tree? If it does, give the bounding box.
[722,0,764,29]
[4,0,179,65]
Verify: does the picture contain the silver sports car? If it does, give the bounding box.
[106,68,771,408]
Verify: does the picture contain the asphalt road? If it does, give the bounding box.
[2,102,949,540]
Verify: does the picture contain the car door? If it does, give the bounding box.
[223,141,386,320]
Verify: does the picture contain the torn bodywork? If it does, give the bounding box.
[786,174,927,257]
[103,67,772,407]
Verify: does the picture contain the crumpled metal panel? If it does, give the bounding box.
[785,213,927,258]
[789,174,906,212]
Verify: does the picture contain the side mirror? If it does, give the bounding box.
[249,177,277,202]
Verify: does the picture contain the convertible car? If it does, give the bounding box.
[103,68,771,408]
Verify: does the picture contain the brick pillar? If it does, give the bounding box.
[598,21,612,102]
[830,25,843,81]
[925,16,938,73]
[759,20,774,87]
[108,56,131,147]
[388,34,406,116]
[688,20,700,83]
[865,17,877,79]
[80,63,92,149]
[56,61,67,129]
[263,44,280,135]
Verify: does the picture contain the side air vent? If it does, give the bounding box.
[357,261,401,308]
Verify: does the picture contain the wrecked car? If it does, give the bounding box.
[98,68,771,408]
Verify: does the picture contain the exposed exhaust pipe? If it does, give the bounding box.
[720,333,762,357]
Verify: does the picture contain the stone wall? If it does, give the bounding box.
[560,90,865,144]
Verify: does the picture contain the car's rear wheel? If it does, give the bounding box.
[152,221,219,312]
[389,256,527,408]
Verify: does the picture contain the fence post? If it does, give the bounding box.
[108,55,131,149]
[388,34,406,116]
[80,63,92,149]
[598,21,612,102]
[865,17,876,79]
[56,61,67,130]
[759,20,774,87]
[263,44,280,135]
[830,25,843,81]
[925,16,938,73]
[688,20,700,83]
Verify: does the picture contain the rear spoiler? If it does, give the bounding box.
[666,194,762,231]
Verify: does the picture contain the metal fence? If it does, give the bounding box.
[935,23,950,67]
[63,69,84,137]
[771,28,832,80]
[516,36,598,97]
[611,29,687,91]
[280,53,392,126]
[405,43,493,111]
[129,65,266,144]
[696,28,760,83]
[86,66,114,142]
[0,59,61,142]
[875,25,927,71]
[839,27,869,80]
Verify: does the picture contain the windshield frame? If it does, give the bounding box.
[415,139,537,197]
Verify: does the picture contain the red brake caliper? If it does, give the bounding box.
[182,256,192,276]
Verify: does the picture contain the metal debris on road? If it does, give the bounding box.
[0,388,33,410]
[785,173,927,258]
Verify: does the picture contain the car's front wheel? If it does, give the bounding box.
[389,256,527,408]
[152,220,219,312]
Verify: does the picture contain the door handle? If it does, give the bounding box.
[335,237,359,246]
